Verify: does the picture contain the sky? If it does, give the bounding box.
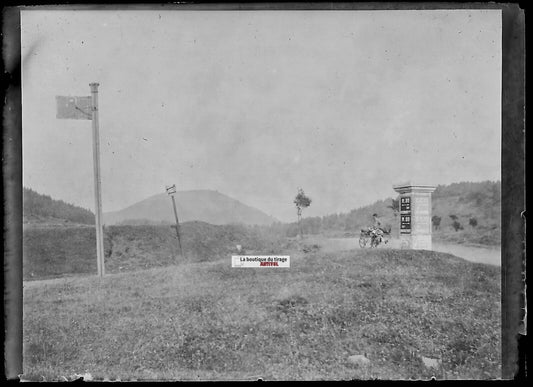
[21,9,501,222]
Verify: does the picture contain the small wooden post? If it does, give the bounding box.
[166,184,184,258]
[171,195,184,257]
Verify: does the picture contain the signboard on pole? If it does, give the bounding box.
[55,85,105,277]
[56,96,92,120]
[166,184,176,195]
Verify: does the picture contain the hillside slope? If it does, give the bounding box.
[23,187,95,225]
[103,190,277,226]
[278,181,500,246]
[23,222,286,280]
[430,181,500,245]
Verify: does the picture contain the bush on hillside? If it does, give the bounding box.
[452,221,464,232]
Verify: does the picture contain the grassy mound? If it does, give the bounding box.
[23,222,286,280]
[23,226,98,280]
[23,248,500,381]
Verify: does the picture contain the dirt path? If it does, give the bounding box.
[431,242,500,266]
[319,237,501,266]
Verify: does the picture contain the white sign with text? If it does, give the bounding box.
[232,256,290,268]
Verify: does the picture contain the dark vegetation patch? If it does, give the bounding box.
[23,222,286,280]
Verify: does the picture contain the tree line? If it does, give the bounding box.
[23,187,95,224]
[254,180,500,239]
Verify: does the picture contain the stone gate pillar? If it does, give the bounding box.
[393,183,436,250]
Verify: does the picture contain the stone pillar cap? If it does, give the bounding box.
[393,182,437,193]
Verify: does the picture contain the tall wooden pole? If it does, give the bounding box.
[90,82,105,276]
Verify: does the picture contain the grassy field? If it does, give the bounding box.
[22,244,501,381]
[22,222,287,280]
[432,226,501,247]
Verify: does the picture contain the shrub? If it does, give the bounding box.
[452,220,464,232]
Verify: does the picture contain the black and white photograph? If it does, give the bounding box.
[8,4,524,381]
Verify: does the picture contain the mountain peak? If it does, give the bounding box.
[104,189,277,226]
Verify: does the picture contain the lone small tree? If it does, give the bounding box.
[388,198,400,217]
[469,217,478,228]
[294,188,312,238]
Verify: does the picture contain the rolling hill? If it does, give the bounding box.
[430,181,500,245]
[23,180,500,245]
[23,187,95,225]
[23,221,288,280]
[274,181,501,246]
[103,190,277,226]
